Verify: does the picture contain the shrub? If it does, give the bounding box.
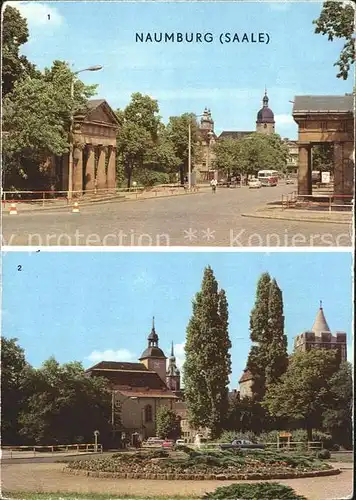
[175,444,192,454]
[317,449,331,459]
[202,482,307,499]
[147,449,169,458]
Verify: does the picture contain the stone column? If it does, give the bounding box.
[96,145,107,191]
[333,142,344,198]
[297,143,312,196]
[85,144,96,192]
[107,145,117,192]
[73,146,83,194]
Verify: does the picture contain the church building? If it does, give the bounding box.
[86,319,184,442]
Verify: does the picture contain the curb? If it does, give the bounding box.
[241,212,351,225]
[63,467,340,481]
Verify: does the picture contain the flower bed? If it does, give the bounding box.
[65,448,339,480]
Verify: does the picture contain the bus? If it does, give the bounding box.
[257,170,279,186]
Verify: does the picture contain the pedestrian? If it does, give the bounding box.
[210,178,217,193]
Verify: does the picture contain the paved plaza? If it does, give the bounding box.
[1,461,353,500]
[2,186,352,247]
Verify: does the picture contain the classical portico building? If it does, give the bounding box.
[292,95,354,197]
[53,99,119,194]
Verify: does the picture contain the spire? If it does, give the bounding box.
[263,88,269,107]
[148,316,158,346]
[311,303,331,336]
[170,341,174,357]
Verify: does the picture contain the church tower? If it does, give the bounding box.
[166,342,180,392]
[256,89,275,134]
[200,107,214,132]
[139,317,167,381]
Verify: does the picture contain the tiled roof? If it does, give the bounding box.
[118,389,177,399]
[219,131,253,140]
[86,361,148,371]
[239,368,254,383]
[293,95,353,114]
[88,367,168,390]
[311,307,331,336]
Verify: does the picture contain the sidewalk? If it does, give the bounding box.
[242,205,352,225]
[2,187,206,214]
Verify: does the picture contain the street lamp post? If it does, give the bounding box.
[68,65,103,201]
[206,130,214,173]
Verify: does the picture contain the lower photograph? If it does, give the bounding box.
[1,251,353,500]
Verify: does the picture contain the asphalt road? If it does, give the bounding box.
[2,185,352,247]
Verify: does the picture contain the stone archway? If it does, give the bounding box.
[293,95,354,198]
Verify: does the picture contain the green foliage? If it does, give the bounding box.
[322,361,353,449]
[313,1,355,80]
[202,482,307,499]
[212,138,243,176]
[317,449,331,459]
[3,60,97,190]
[2,6,39,97]
[166,113,201,183]
[312,144,334,173]
[156,406,181,439]
[183,267,232,438]
[263,349,340,441]
[246,273,288,401]
[239,133,289,175]
[1,337,29,444]
[18,357,112,445]
[226,395,271,434]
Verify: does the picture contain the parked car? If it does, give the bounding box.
[220,439,265,450]
[175,439,186,446]
[162,439,175,448]
[142,437,165,447]
[285,178,294,185]
[248,179,262,189]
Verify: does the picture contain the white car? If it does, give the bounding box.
[248,179,262,189]
[285,178,294,185]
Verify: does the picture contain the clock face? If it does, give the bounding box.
[153,361,161,369]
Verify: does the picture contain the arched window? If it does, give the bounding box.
[144,404,153,423]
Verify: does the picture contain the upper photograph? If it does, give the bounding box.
[1,1,354,247]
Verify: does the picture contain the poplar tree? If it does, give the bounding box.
[183,267,231,438]
[246,273,288,401]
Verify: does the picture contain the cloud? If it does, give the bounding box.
[8,2,64,28]
[86,348,137,363]
[174,343,186,370]
[274,114,295,125]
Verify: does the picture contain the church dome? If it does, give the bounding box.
[256,90,275,123]
[139,317,166,360]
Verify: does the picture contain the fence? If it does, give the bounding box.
[282,192,353,212]
[2,443,103,458]
[1,184,199,207]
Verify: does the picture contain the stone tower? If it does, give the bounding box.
[200,107,214,132]
[256,89,275,134]
[166,342,180,392]
[294,302,347,363]
[139,317,167,381]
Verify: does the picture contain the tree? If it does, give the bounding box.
[213,138,242,176]
[116,93,162,188]
[156,406,181,439]
[313,1,355,80]
[226,395,270,434]
[1,337,29,444]
[263,349,340,441]
[246,273,288,401]
[183,267,232,438]
[312,144,334,173]
[3,60,97,190]
[18,358,112,445]
[237,133,289,176]
[322,361,353,448]
[166,113,201,184]
[2,6,39,97]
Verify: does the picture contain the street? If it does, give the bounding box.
[2,185,352,247]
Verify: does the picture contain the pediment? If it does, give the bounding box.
[83,101,119,127]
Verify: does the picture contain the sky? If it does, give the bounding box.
[2,251,353,387]
[7,0,353,139]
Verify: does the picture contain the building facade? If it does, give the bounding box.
[86,319,182,442]
[294,303,347,362]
